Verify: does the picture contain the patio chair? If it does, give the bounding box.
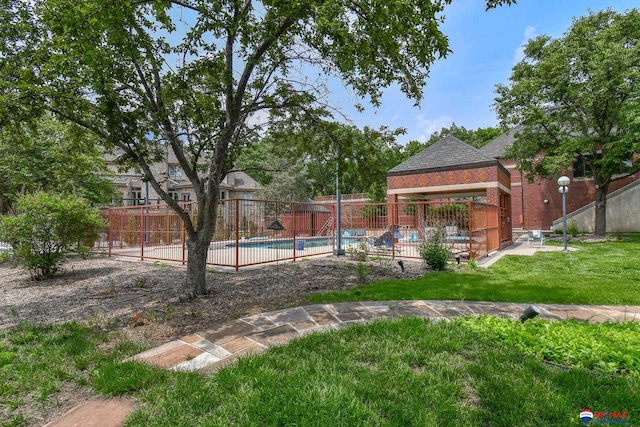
[366,224,405,249]
[527,230,545,247]
[444,226,458,238]
[366,230,394,248]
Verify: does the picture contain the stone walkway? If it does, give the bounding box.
[50,301,640,427]
[129,300,640,373]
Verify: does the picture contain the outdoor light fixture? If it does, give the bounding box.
[557,176,570,252]
[455,254,460,265]
[519,305,541,322]
[397,259,405,272]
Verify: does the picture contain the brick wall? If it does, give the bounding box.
[501,158,639,230]
[387,166,498,190]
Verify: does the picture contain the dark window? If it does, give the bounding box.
[573,153,632,178]
[131,187,143,205]
[573,155,591,178]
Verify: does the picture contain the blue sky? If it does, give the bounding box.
[331,0,639,145]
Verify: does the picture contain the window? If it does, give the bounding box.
[573,153,633,179]
[131,187,143,206]
[573,155,591,179]
[168,188,179,201]
[242,192,253,206]
[169,165,183,178]
[181,193,191,202]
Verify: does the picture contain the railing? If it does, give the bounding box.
[314,193,369,202]
[94,199,500,269]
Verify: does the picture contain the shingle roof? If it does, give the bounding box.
[388,135,497,175]
[479,125,522,159]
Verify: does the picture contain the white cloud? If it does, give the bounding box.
[513,26,537,64]
[413,114,455,143]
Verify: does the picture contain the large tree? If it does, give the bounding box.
[236,138,314,201]
[0,115,117,214]
[0,0,512,296]
[402,123,504,158]
[237,123,404,201]
[495,9,640,236]
[269,122,405,197]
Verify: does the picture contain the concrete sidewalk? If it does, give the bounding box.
[478,233,576,268]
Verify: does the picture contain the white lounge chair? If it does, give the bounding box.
[527,230,545,247]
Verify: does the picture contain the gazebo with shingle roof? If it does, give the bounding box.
[387,135,513,249]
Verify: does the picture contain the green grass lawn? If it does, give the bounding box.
[310,235,640,305]
[3,318,638,426]
[124,318,640,426]
[3,235,640,426]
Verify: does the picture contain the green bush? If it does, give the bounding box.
[568,218,579,238]
[0,248,13,264]
[418,227,451,271]
[0,192,104,280]
[355,261,371,284]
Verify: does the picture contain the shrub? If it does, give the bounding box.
[418,227,451,271]
[0,192,105,280]
[0,246,13,264]
[568,218,579,238]
[355,261,371,284]
[347,240,369,262]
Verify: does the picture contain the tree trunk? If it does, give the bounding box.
[594,184,608,237]
[185,238,209,297]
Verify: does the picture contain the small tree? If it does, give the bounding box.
[418,227,451,271]
[0,192,105,280]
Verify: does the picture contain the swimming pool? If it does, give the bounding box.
[226,237,359,250]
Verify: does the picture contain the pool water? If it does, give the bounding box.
[227,237,359,250]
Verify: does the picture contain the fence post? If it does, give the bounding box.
[235,199,239,272]
[293,202,297,261]
[181,214,186,266]
[468,201,473,259]
[391,197,398,259]
[119,212,124,249]
[140,206,144,261]
[108,208,112,257]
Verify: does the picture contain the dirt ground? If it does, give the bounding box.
[0,254,425,345]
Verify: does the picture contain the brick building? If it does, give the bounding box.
[387,128,640,235]
[480,127,640,232]
[387,135,513,249]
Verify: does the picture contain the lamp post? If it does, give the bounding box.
[557,176,570,252]
[333,148,345,256]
